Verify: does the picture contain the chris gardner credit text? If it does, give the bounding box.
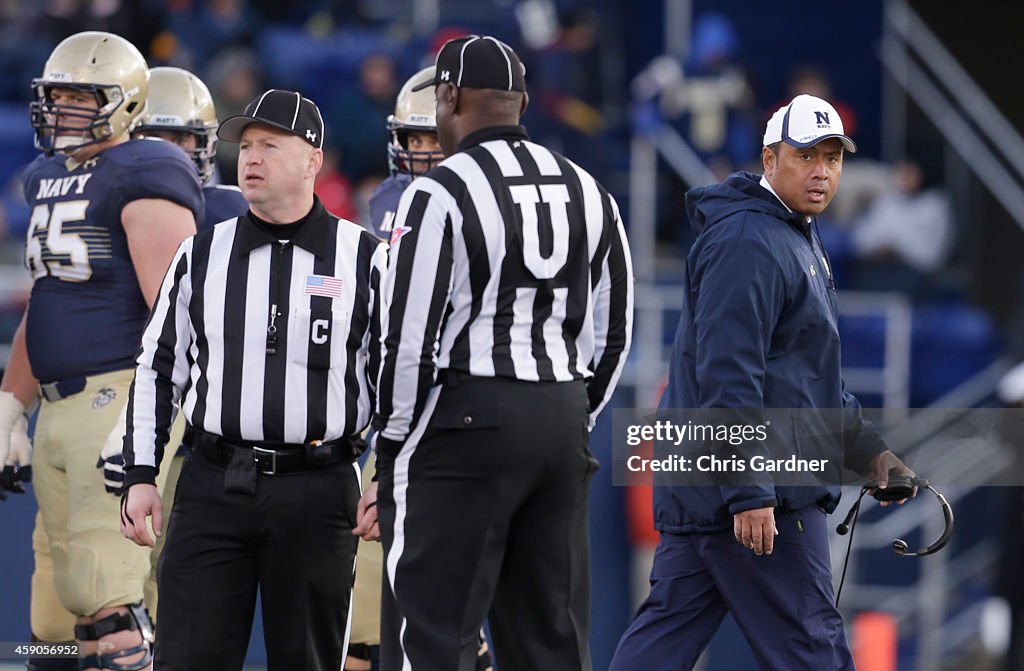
[623,420,830,474]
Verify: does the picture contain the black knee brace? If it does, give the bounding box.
[73,602,154,671]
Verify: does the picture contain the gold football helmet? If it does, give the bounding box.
[132,67,219,183]
[387,67,444,176]
[30,31,150,155]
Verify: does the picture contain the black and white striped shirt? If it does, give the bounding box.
[375,125,633,443]
[124,197,388,484]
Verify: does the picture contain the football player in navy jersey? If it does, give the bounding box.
[367,66,444,242]
[131,67,249,233]
[0,32,202,671]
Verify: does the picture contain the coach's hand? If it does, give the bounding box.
[120,483,163,548]
[734,506,778,556]
[97,403,128,495]
[865,450,916,506]
[353,481,380,542]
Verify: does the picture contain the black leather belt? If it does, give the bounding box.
[187,427,360,475]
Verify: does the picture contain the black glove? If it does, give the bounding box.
[0,464,31,498]
[98,404,128,496]
[96,454,126,495]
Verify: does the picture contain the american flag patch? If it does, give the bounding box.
[305,274,343,298]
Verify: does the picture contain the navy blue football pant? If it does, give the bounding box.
[610,506,854,671]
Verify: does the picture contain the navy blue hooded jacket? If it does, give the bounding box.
[653,171,886,534]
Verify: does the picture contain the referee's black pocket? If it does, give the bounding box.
[430,402,503,430]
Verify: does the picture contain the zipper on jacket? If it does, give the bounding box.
[266,241,290,355]
[810,218,836,290]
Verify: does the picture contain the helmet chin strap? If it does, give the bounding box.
[54,134,88,150]
[54,125,119,156]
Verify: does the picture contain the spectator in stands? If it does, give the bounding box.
[329,53,398,184]
[207,48,263,185]
[315,143,359,224]
[848,158,954,297]
[34,0,167,54]
[167,0,261,72]
[0,7,54,102]
[630,12,758,250]
[778,65,857,138]
[632,12,758,179]
[527,9,609,177]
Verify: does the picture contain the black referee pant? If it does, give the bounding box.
[153,442,361,670]
[378,374,598,671]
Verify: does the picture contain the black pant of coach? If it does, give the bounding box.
[377,373,598,671]
[153,428,361,670]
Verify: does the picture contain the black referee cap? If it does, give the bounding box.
[412,35,526,93]
[218,89,325,149]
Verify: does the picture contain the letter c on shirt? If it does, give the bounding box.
[312,318,330,344]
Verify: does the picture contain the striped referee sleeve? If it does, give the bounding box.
[586,193,634,427]
[365,239,388,397]
[123,237,194,485]
[376,178,455,442]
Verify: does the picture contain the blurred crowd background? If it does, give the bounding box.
[2,0,1024,669]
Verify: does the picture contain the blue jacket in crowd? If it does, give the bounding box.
[654,171,886,534]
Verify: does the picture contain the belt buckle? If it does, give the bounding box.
[252,446,278,475]
[40,382,60,403]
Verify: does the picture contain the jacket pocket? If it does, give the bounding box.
[289,308,349,370]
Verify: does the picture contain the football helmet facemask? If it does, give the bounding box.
[132,67,219,183]
[30,31,149,156]
[387,67,444,177]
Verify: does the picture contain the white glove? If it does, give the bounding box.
[0,391,25,468]
[97,403,128,495]
[8,415,31,467]
[0,391,31,498]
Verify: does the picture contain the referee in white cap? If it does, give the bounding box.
[121,89,388,670]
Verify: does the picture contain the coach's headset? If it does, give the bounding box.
[834,470,954,605]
